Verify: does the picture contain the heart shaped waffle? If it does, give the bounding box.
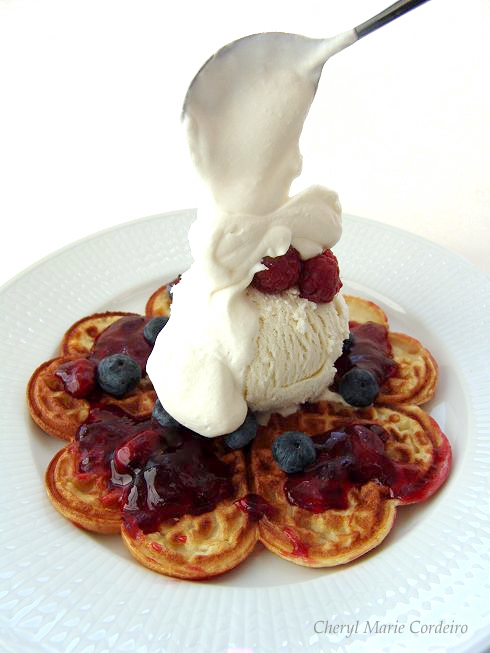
[145,283,172,318]
[343,295,438,405]
[120,441,258,580]
[45,405,258,578]
[46,445,123,534]
[250,401,451,567]
[27,312,157,441]
[27,285,451,578]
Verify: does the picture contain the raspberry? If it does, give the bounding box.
[299,249,342,303]
[251,246,301,293]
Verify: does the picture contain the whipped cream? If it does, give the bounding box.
[147,31,355,436]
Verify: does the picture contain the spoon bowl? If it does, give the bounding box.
[183,0,431,116]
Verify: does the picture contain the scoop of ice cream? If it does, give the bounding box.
[147,188,345,438]
[244,287,349,416]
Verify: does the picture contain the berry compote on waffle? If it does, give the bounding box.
[27,283,451,578]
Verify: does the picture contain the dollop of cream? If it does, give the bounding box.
[147,30,355,436]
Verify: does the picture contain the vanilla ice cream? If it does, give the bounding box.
[147,32,353,436]
[244,287,348,416]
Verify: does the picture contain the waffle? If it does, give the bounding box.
[27,305,258,578]
[343,294,389,327]
[380,332,438,404]
[61,312,138,356]
[121,446,258,580]
[46,428,258,578]
[250,401,451,567]
[343,295,438,405]
[28,357,92,441]
[27,286,450,579]
[27,312,156,440]
[145,284,172,318]
[46,446,123,534]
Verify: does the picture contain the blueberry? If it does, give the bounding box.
[97,354,141,397]
[224,412,258,449]
[143,316,168,346]
[272,431,316,474]
[152,398,181,428]
[342,332,355,354]
[338,368,379,407]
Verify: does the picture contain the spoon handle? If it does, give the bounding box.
[355,0,431,39]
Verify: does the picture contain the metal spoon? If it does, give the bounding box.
[183,0,431,115]
[354,0,431,39]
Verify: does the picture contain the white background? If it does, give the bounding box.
[1,0,489,287]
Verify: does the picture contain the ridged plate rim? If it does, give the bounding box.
[1,211,489,653]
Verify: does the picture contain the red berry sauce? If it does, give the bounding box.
[234,493,277,521]
[123,429,234,534]
[92,316,152,372]
[333,321,398,390]
[55,358,97,398]
[284,423,443,512]
[285,425,395,511]
[283,526,309,557]
[73,404,235,534]
[56,316,153,398]
[75,405,155,480]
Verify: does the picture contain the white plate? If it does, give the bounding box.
[1,211,489,653]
